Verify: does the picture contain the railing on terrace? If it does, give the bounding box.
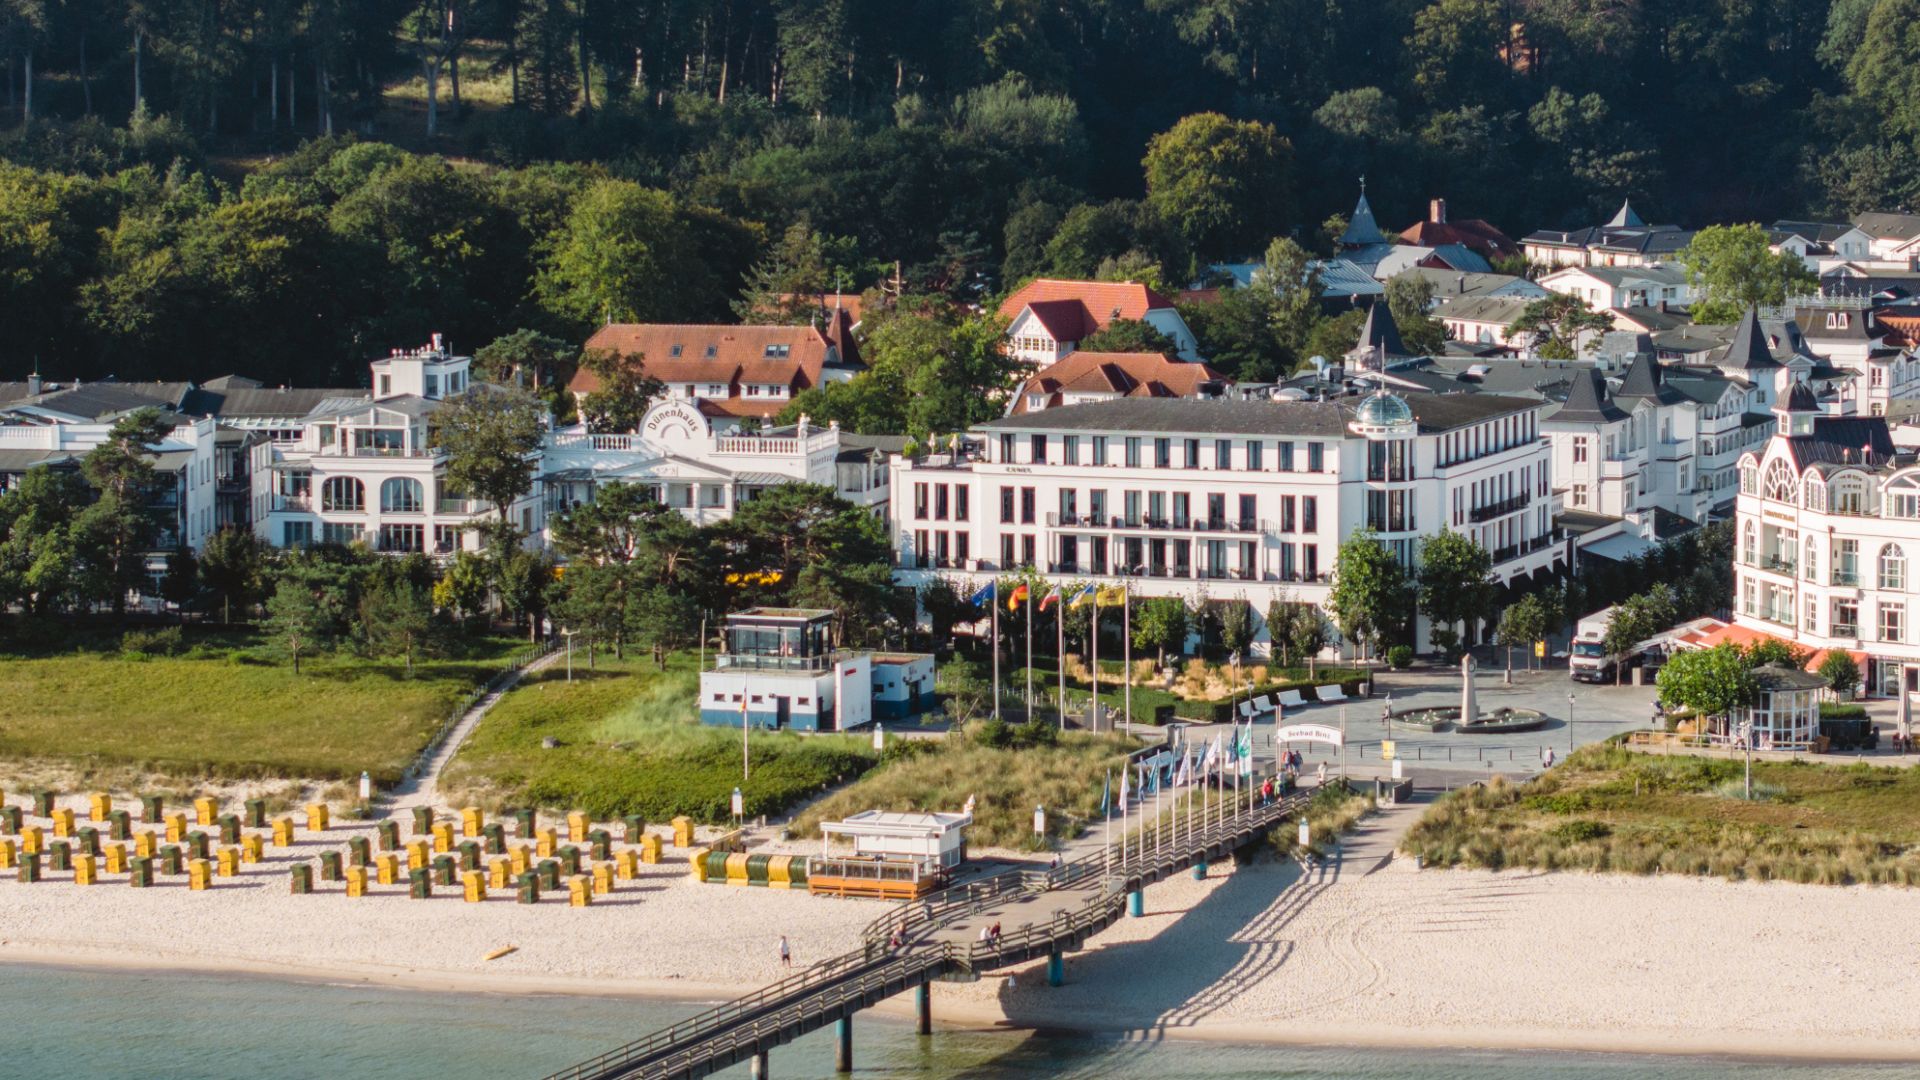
[709,650,854,674]
[1468,494,1530,523]
[1042,513,1265,534]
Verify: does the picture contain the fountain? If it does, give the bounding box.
[1382,652,1549,734]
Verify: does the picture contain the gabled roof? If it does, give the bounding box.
[1436,296,1532,325]
[1010,352,1230,415]
[1398,212,1520,259]
[998,279,1176,337]
[1546,368,1627,424]
[1851,212,1920,241]
[1394,268,1545,302]
[1613,355,1681,405]
[1715,308,1782,371]
[1338,191,1389,247]
[570,323,857,396]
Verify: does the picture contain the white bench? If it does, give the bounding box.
[1237,701,1257,720]
[1314,684,1348,703]
[1275,689,1307,709]
[1254,694,1276,713]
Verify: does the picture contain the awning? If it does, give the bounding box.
[1676,619,1868,674]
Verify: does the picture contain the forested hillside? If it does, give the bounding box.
[0,1,1908,382]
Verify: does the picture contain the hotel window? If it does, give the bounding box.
[1572,483,1587,508]
[379,523,424,553]
[1154,438,1171,468]
[1030,434,1047,464]
[1183,439,1200,469]
[1278,441,1295,471]
[1001,535,1015,568]
[1126,437,1142,468]
[913,530,929,565]
[1089,489,1107,524]
[999,434,1014,462]
[1059,489,1078,522]
[1307,442,1324,471]
[1063,435,1080,465]
[914,483,929,519]
[1303,543,1319,579]
[1020,487,1036,524]
[1835,539,1859,585]
[1280,495,1296,532]
[1215,440,1232,469]
[1302,496,1317,533]
[933,484,949,520]
[955,487,969,521]
[1805,597,1819,634]
[1880,544,1906,591]
[1021,535,1036,567]
[956,533,969,564]
[1881,603,1905,643]
[999,486,1014,524]
[1238,495,1256,529]
[1247,441,1263,470]
[1833,599,1859,637]
[1092,436,1109,466]
[935,532,950,566]
[283,520,313,549]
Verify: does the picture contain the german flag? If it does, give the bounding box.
[1006,583,1030,612]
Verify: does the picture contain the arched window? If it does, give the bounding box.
[1832,473,1868,516]
[1763,460,1797,503]
[321,476,365,512]
[1742,520,1757,565]
[1803,536,1819,583]
[380,477,424,513]
[1881,545,1907,591]
[1740,463,1757,495]
[1802,478,1826,512]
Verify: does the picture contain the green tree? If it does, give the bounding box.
[1385,273,1447,356]
[0,466,88,615]
[473,327,576,391]
[1266,597,1326,670]
[78,407,173,616]
[1132,596,1189,665]
[1328,529,1414,660]
[1219,599,1256,656]
[1506,293,1613,360]
[1078,318,1177,354]
[1495,593,1549,673]
[1417,530,1495,658]
[1848,0,1920,138]
[429,386,547,528]
[159,547,198,613]
[1817,649,1861,697]
[1656,644,1757,720]
[1678,224,1818,324]
[433,548,491,626]
[534,179,744,331]
[576,348,666,434]
[198,527,270,622]
[264,558,353,674]
[1404,0,1507,107]
[1142,112,1293,262]
[1743,637,1808,670]
[360,575,435,672]
[919,577,977,652]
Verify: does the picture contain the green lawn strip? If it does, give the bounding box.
[0,636,526,784]
[1403,743,1920,884]
[440,650,878,822]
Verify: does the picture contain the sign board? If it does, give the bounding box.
[731,788,744,817]
[1391,758,1404,780]
[1275,723,1344,748]
[1380,740,1396,761]
[1297,821,1310,847]
[1534,640,1547,659]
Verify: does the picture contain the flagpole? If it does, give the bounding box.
[1025,585,1034,720]
[1122,582,1132,736]
[1056,593,1066,729]
[1090,592,1100,733]
[991,582,1001,721]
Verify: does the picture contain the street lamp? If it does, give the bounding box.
[1566,690,1576,764]
[563,628,576,682]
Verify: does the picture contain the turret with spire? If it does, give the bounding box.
[1337,177,1389,249]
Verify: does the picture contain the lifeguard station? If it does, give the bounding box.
[805,810,971,900]
[699,607,934,732]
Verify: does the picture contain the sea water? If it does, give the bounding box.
[0,963,1908,1080]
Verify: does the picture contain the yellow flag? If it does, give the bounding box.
[1094,585,1128,607]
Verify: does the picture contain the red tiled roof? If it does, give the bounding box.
[774,292,866,325]
[1178,287,1223,306]
[697,397,791,419]
[1398,218,1520,259]
[998,279,1178,340]
[570,323,857,397]
[1010,352,1231,415]
[1673,620,1867,674]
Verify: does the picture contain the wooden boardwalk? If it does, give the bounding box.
[540,786,1313,1080]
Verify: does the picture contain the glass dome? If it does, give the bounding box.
[1354,390,1414,428]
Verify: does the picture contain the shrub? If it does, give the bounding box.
[1550,819,1611,842]
[1820,702,1868,720]
[121,627,186,657]
[1387,645,1413,669]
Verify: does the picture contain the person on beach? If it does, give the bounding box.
[1317,762,1327,787]
[779,936,791,968]
[889,930,904,953]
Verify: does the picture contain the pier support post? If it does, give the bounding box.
[1193,860,1207,880]
[835,1017,852,1073]
[915,982,931,1035]
[1127,889,1144,918]
[751,1051,769,1080]
[1047,951,1064,987]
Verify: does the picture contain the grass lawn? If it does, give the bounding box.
[439,651,879,822]
[0,633,527,786]
[1402,743,1920,885]
[793,727,1137,850]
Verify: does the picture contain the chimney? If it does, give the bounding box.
[1430,198,1448,224]
[26,370,41,396]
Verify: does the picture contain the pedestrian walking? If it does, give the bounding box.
[1316,762,1327,787]
[779,935,791,969]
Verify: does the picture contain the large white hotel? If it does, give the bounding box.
[890,389,1567,656]
[1733,380,1920,707]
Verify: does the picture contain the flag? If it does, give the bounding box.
[1119,766,1130,809]
[969,581,996,606]
[1038,585,1064,612]
[1006,583,1030,612]
[1099,770,1111,817]
[1094,585,1127,607]
[1068,584,1098,608]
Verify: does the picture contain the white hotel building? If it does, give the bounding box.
[890,390,1566,655]
[1733,380,1920,710]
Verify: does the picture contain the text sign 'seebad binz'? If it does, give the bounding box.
[1275,723,1344,748]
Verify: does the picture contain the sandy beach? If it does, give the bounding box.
[5,793,1920,1063]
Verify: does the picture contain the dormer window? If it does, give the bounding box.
[670,344,684,357]
[378,375,391,397]
[705,344,718,358]
[764,344,791,358]
[1827,312,1849,330]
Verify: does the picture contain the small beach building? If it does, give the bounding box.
[1737,665,1829,751]
[699,608,935,731]
[807,810,972,899]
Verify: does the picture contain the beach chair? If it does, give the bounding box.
[1314,684,1347,703]
[1276,689,1307,709]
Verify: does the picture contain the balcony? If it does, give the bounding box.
[1759,554,1797,576]
[1468,494,1530,523]
[711,650,852,674]
[1833,570,1860,587]
[1043,513,1264,534]
[273,497,312,512]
